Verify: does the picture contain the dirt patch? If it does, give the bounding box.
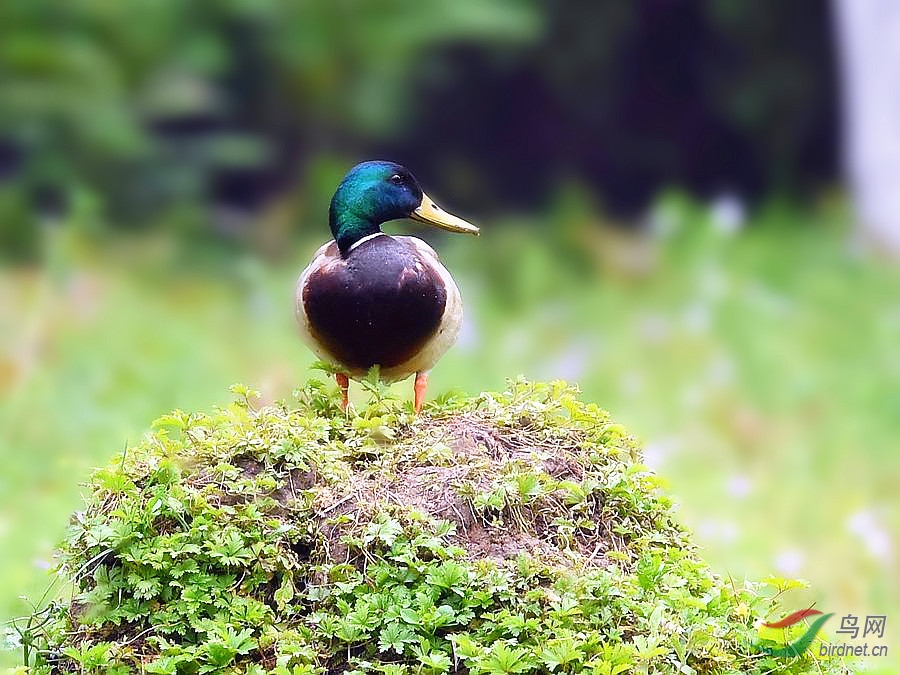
[457,521,569,564]
[295,412,621,568]
[272,466,318,506]
[425,415,520,460]
[390,464,476,529]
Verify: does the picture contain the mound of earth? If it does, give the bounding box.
[19,379,843,674]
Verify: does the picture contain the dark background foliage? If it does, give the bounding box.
[0,0,837,256]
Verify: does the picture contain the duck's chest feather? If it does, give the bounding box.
[302,235,447,371]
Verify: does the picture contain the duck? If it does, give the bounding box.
[295,160,479,413]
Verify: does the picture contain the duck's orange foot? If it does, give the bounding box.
[335,373,350,411]
[414,372,428,414]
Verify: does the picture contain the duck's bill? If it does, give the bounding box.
[411,193,480,235]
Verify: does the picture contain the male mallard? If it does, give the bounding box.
[295,161,479,413]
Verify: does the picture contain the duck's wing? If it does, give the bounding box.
[296,240,341,291]
[295,240,341,360]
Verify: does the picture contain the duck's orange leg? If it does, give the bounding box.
[414,372,428,414]
[335,373,350,411]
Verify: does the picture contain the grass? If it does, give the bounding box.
[1,195,898,671]
[10,379,847,673]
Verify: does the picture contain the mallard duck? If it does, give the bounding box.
[295,160,479,413]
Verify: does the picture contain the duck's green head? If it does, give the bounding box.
[329,160,479,254]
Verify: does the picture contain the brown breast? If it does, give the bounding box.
[302,235,447,372]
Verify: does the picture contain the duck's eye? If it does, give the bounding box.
[389,174,403,185]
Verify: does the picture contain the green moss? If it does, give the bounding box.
[14,378,846,674]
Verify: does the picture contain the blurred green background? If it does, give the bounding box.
[1,1,897,671]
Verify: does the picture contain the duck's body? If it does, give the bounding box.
[296,233,462,382]
[294,161,478,412]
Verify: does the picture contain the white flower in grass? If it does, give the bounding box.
[847,510,892,561]
[774,548,805,576]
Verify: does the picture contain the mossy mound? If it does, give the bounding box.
[21,379,843,674]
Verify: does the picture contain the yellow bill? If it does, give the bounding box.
[411,193,480,235]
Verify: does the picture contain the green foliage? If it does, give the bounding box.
[0,0,838,261]
[0,0,537,255]
[14,379,845,673]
